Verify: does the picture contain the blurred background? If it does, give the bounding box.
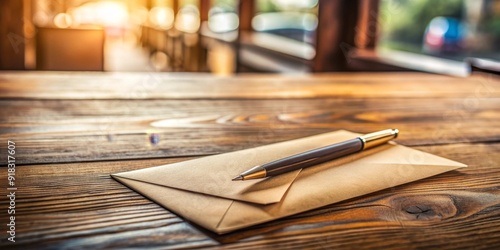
[1,0,499,75]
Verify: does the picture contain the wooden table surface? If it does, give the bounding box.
[0,71,499,249]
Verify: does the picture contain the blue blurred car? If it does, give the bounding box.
[423,17,465,53]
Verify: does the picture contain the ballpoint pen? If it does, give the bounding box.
[232,129,399,181]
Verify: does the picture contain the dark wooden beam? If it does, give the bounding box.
[238,0,254,32]
[235,0,255,73]
[0,0,25,70]
[356,0,380,49]
[314,0,360,72]
[200,0,210,22]
[173,0,179,16]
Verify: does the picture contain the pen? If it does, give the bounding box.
[232,129,399,181]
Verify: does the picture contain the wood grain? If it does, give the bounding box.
[0,72,498,99]
[1,97,499,164]
[0,72,498,249]
[0,143,498,249]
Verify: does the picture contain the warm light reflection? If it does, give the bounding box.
[53,13,72,28]
[98,2,128,26]
[70,1,129,27]
[149,6,174,29]
[131,6,149,25]
[150,51,169,70]
[208,43,235,76]
[33,11,50,26]
[175,5,200,33]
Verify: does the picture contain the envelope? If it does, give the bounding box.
[111,130,466,234]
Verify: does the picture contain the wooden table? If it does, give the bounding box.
[0,71,499,249]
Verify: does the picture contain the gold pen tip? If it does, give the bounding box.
[392,128,399,138]
[232,175,243,181]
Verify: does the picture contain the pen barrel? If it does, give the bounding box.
[265,138,364,176]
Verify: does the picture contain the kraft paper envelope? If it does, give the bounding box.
[112,130,466,234]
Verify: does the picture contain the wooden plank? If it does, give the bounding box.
[0,72,498,99]
[0,142,498,249]
[1,97,499,165]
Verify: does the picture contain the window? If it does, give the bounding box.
[378,0,500,61]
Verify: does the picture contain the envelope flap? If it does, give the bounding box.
[113,130,362,205]
[355,143,468,167]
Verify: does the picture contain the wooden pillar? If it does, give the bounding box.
[239,0,254,32]
[0,0,25,70]
[173,0,179,16]
[198,0,210,72]
[314,0,360,72]
[356,0,380,49]
[200,0,210,22]
[236,0,255,72]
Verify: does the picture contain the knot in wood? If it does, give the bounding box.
[391,194,458,222]
[404,205,436,219]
